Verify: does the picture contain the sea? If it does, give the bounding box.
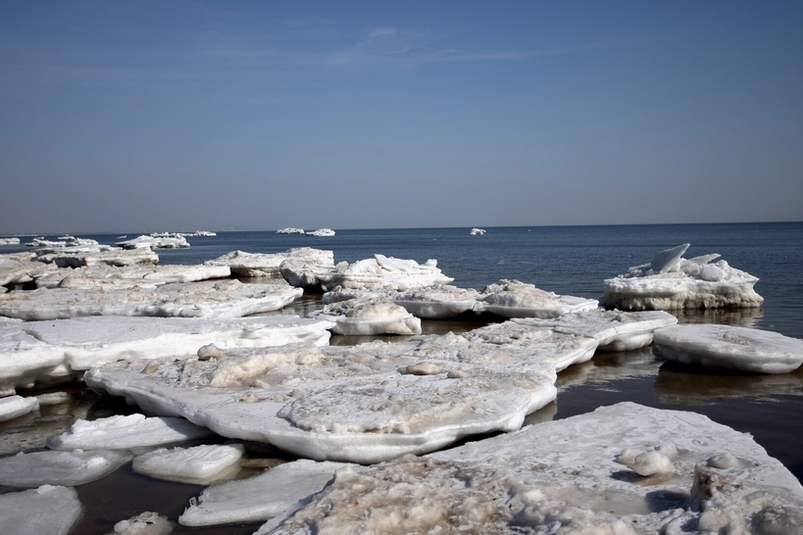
[1,221,802,534]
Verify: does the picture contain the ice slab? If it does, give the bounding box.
[476,279,599,318]
[117,235,190,249]
[654,324,803,374]
[0,279,302,320]
[260,403,803,535]
[317,254,453,291]
[46,413,215,450]
[0,449,131,487]
[306,228,335,237]
[0,395,40,422]
[179,459,348,527]
[133,443,244,484]
[323,285,480,319]
[0,485,81,535]
[33,246,159,268]
[602,244,764,310]
[207,247,334,279]
[0,252,57,287]
[85,338,558,463]
[316,298,422,335]
[0,322,72,394]
[512,309,678,352]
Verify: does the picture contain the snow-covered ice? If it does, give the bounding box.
[305,228,335,237]
[317,297,422,335]
[476,279,599,318]
[470,227,486,235]
[0,449,131,487]
[117,235,190,249]
[0,394,39,422]
[317,254,453,291]
[258,402,803,535]
[0,485,81,535]
[0,279,302,320]
[276,227,305,234]
[132,443,244,483]
[653,324,803,374]
[106,511,172,535]
[1,251,57,288]
[602,244,764,310]
[178,459,348,527]
[33,246,159,269]
[85,338,559,463]
[323,285,480,319]
[511,309,678,352]
[46,414,215,450]
[206,247,333,279]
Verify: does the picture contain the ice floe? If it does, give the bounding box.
[257,402,803,535]
[132,443,244,484]
[0,394,39,422]
[0,449,131,487]
[1,252,58,288]
[317,254,453,291]
[276,227,306,234]
[470,227,486,235]
[0,485,81,535]
[602,244,764,310]
[316,298,422,335]
[206,247,333,279]
[179,459,348,527]
[476,279,599,318]
[0,237,21,245]
[306,228,335,237]
[117,234,190,249]
[323,285,480,319]
[46,414,215,451]
[107,511,172,535]
[33,246,159,268]
[0,279,302,320]
[653,324,803,374]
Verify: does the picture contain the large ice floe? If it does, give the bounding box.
[601,243,764,310]
[84,309,672,463]
[322,285,481,320]
[476,279,599,318]
[205,247,334,279]
[315,297,422,335]
[252,402,803,535]
[0,315,333,393]
[0,485,82,535]
[653,324,803,374]
[317,254,453,291]
[0,279,302,320]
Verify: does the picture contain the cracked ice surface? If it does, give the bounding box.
[257,402,803,535]
[601,244,764,310]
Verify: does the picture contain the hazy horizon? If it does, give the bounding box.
[2,1,801,234]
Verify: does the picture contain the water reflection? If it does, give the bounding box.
[672,307,763,328]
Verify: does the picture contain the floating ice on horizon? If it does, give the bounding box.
[470,227,486,235]
[317,254,453,291]
[653,324,803,374]
[0,485,81,535]
[257,402,803,535]
[601,244,764,310]
[305,228,335,237]
[0,449,131,487]
[46,413,215,451]
[276,227,305,234]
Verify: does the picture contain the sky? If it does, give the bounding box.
[1,1,801,234]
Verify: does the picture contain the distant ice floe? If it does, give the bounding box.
[306,228,335,237]
[0,237,21,245]
[0,485,81,535]
[276,227,306,234]
[654,324,803,374]
[252,402,803,535]
[601,243,764,310]
[117,234,190,249]
[470,227,486,235]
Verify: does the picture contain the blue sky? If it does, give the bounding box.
[1,1,801,233]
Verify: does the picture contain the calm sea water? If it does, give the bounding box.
[2,222,802,533]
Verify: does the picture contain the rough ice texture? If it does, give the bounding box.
[206,247,334,279]
[0,485,82,535]
[36,263,231,289]
[133,443,244,483]
[85,333,563,463]
[0,394,40,422]
[33,246,159,268]
[117,235,190,249]
[260,403,803,535]
[179,459,349,527]
[0,314,332,393]
[46,413,214,450]
[317,254,453,291]
[0,279,302,320]
[318,298,422,335]
[654,324,803,374]
[511,309,678,352]
[476,279,599,318]
[601,244,764,310]
[323,285,481,319]
[1,251,58,287]
[107,511,172,535]
[0,449,131,487]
